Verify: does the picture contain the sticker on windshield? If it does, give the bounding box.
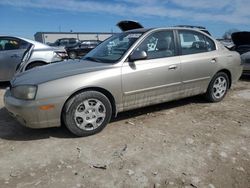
[125,33,142,38]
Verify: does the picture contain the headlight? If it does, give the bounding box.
[11,85,37,100]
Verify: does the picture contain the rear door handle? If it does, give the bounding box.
[168,65,177,70]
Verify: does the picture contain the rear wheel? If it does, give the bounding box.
[205,72,229,102]
[63,91,112,136]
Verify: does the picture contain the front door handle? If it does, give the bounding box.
[210,58,217,63]
[168,65,177,70]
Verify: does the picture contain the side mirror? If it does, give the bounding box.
[129,50,147,61]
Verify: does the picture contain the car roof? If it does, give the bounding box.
[116,20,211,36]
[124,27,212,37]
[57,38,78,40]
[174,25,207,30]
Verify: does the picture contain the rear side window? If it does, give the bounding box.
[178,30,216,55]
[59,39,69,46]
[19,40,30,49]
[69,39,77,44]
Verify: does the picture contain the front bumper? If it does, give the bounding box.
[4,89,66,129]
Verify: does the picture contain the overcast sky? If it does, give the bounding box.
[1,0,250,39]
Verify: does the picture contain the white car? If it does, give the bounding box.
[0,36,68,82]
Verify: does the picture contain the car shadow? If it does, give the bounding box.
[0,95,207,141]
[240,75,250,81]
[0,107,73,141]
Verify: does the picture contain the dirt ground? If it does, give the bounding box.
[0,78,249,188]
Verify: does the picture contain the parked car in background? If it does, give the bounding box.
[4,21,242,137]
[66,40,101,59]
[231,32,250,75]
[48,38,100,59]
[0,36,68,82]
[49,38,81,48]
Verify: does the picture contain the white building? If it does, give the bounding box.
[34,32,114,44]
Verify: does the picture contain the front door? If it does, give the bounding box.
[122,30,182,111]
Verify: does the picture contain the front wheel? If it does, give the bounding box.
[62,91,112,137]
[205,72,229,102]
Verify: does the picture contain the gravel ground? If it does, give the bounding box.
[0,78,249,188]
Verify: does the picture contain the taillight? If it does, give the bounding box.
[55,51,68,59]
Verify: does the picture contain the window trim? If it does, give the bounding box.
[203,35,216,52]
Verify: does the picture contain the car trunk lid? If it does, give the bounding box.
[117,20,143,31]
[231,32,250,47]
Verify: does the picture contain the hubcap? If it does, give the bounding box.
[74,99,106,131]
[212,76,227,99]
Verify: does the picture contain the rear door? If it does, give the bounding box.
[0,37,29,81]
[177,30,218,96]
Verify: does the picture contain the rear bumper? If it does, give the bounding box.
[4,89,66,129]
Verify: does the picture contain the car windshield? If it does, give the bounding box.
[83,32,143,63]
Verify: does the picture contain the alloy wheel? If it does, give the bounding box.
[212,76,227,99]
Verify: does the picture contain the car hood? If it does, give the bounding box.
[12,59,113,86]
[117,20,143,31]
[231,32,250,46]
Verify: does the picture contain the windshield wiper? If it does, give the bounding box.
[84,57,102,63]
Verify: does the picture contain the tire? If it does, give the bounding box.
[26,62,46,70]
[68,51,77,59]
[62,91,112,137]
[205,72,229,102]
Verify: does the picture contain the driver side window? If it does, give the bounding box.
[135,30,176,59]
